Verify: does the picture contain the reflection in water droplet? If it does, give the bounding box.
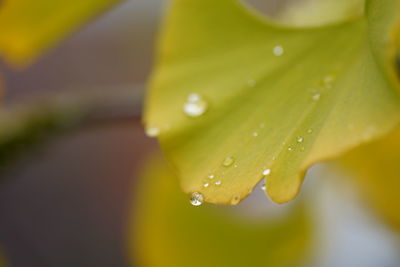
[145,127,160,137]
[297,136,304,143]
[183,93,208,117]
[203,183,209,188]
[231,195,241,205]
[223,156,235,167]
[208,174,214,179]
[273,45,284,56]
[215,180,222,186]
[190,192,204,206]
[262,168,271,176]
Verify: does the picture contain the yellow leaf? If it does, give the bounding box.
[340,127,400,230]
[131,157,312,267]
[0,0,120,66]
[145,0,400,204]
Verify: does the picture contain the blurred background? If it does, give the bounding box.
[0,0,399,266]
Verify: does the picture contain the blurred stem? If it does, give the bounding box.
[0,85,144,171]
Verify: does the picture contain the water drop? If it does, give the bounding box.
[183,93,208,117]
[233,164,238,168]
[247,79,256,87]
[231,195,241,205]
[311,93,320,101]
[261,181,266,191]
[190,192,204,206]
[223,156,235,167]
[273,45,284,56]
[297,136,304,143]
[288,147,293,151]
[253,132,259,137]
[307,129,313,134]
[208,174,214,179]
[262,168,271,176]
[145,127,160,137]
[215,180,222,186]
[203,183,209,188]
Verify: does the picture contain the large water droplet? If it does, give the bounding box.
[231,195,241,205]
[145,127,160,137]
[190,192,204,206]
[183,93,208,117]
[273,45,284,56]
[223,156,235,167]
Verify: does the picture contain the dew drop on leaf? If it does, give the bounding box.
[297,136,304,143]
[262,168,271,176]
[273,45,284,56]
[215,180,222,186]
[231,195,241,205]
[145,127,160,137]
[183,93,208,117]
[208,174,214,179]
[311,93,321,101]
[203,183,209,188]
[222,156,235,167]
[190,192,204,206]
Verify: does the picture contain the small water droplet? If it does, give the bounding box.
[215,180,222,186]
[183,93,208,117]
[233,164,238,168]
[262,168,271,176]
[190,192,204,206]
[312,93,320,101]
[322,73,336,88]
[231,195,241,205]
[288,147,293,151]
[297,136,304,143]
[203,183,209,188]
[261,181,266,191]
[252,132,259,137]
[145,127,160,137]
[307,129,313,134]
[273,45,284,56]
[208,174,214,179]
[247,79,256,87]
[223,156,235,167]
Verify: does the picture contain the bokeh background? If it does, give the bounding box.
[0,0,399,266]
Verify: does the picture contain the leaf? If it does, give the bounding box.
[144,0,400,204]
[339,127,400,230]
[0,0,120,66]
[131,157,312,267]
[276,0,365,27]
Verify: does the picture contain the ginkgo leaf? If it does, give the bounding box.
[131,157,311,267]
[276,0,364,27]
[339,128,400,230]
[144,0,400,204]
[0,0,120,66]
